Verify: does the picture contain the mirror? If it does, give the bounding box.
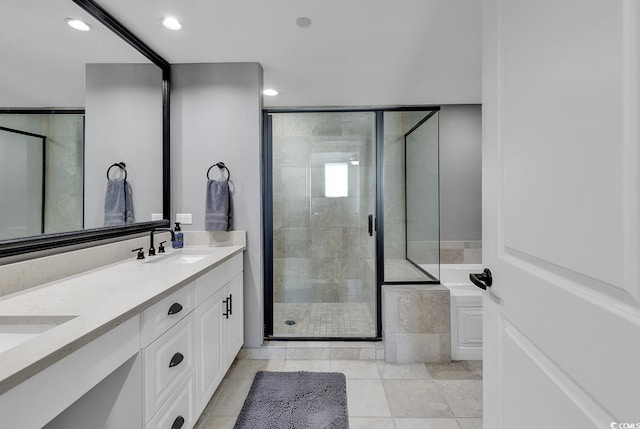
[0,0,169,255]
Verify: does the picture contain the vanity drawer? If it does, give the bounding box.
[145,374,195,429]
[142,282,195,347]
[194,253,242,305]
[143,313,195,421]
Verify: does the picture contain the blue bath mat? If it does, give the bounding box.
[233,371,349,429]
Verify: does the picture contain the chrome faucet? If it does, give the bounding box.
[149,228,175,256]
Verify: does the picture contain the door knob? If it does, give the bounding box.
[470,268,493,290]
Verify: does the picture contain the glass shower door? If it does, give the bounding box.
[269,112,377,338]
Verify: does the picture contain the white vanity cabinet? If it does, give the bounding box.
[141,283,196,429]
[194,254,244,415]
[0,246,244,429]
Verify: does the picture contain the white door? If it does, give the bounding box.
[482,1,640,427]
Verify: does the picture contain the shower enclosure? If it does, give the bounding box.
[0,126,45,240]
[264,109,440,339]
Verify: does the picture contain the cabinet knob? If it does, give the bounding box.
[171,415,185,429]
[169,352,184,368]
[167,302,183,315]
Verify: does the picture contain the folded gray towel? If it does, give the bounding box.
[205,179,230,231]
[104,179,135,226]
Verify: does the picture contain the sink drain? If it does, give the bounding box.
[284,320,296,326]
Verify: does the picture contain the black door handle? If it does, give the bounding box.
[368,214,373,236]
[169,352,184,368]
[470,268,493,290]
[228,294,233,315]
[171,416,185,429]
[167,303,183,315]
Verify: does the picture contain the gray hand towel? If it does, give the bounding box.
[104,179,135,226]
[205,179,230,231]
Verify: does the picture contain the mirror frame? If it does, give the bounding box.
[0,0,170,259]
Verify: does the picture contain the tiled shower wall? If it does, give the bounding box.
[271,112,376,316]
[0,114,84,235]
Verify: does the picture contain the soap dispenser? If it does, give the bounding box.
[172,222,184,248]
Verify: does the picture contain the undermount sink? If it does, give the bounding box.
[144,248,224,264]
[0,315,77,354]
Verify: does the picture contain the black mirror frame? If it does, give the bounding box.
[0,0,171,259]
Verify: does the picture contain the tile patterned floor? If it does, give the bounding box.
[273,302,376,337]
[194,355,483,429]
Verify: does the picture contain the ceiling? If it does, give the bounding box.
[0,0,149,108]
[99,0,482,107]
[1,0,481,108]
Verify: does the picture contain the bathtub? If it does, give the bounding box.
[440,264,483,361]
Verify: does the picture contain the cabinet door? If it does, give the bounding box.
[194,287,226,416]
[225,273,244,368]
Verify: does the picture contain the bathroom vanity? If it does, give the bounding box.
[0,236,245,428]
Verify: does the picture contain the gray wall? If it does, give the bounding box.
[171,63,263,347]
[84,63,163,228]
[439,105,482,241]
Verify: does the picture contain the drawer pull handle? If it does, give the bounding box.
[228,294,233,315]
[222,298,229,319]
[169,352,184,368]
[171,416,185,429]
[168,303,183,315]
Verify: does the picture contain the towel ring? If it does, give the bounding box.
[107,162,127,181]
[207,162,230,181]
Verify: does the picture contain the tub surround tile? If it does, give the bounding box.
[440,249,465,264]
[383,285,451,363]
[397,291,450,334]
[396,334,451,363]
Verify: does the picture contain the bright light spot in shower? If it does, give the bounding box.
[325,163,348,197]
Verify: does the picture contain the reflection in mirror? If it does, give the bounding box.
[0,0,164,246]
[405,112,440,281]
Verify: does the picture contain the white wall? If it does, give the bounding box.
[84,63,164,228]
[439,105,482,241]
[171,63,264,347]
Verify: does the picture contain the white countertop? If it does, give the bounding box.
[0,244,245,395]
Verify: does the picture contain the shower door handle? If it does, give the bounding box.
[368,214,374,236]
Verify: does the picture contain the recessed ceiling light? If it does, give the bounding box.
[296,17,312,28]
[162,16,182,31]
[263,89,279,96]
[66,18,91,32]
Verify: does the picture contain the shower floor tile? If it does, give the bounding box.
[273,302,376,337]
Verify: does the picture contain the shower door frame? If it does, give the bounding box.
[263,106,441,341]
